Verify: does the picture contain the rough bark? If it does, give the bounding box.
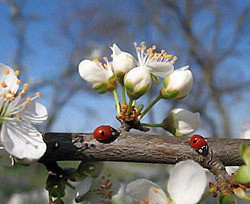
[39,132,249,167]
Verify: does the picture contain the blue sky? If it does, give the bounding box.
[0,0,249,137]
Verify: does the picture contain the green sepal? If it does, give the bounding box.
[218,194,235,204]
[235,165,250,184]
[92,83,108,93]
[162,76,169,89]
[125,80,149,100]
[76,161,104,180]
[125,80,134,94]
[136,104,144,112]
[116,71,125,84]
[151,73,160,84]
[160,89,179,100]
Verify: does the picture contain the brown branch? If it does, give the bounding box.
[39,132,249,167]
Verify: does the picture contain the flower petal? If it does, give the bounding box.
[167,160,206,204]
[1,120,46,160]
[148,186,168,204]
[110,43,122,56]
[173,108,200,135]
[0,63,19,96]
[126,179,163,201]
[75,177,93,198]
[19,101,48,124]
[78,60,113,86]
[148,61,174,78]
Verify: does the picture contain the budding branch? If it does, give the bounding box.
[40,132,249,166]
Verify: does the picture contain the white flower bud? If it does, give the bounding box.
[124,66,151,100]
[160,66,193,100]
[110,43,137,81]
[78,60,116,93]
[162,108,200,136]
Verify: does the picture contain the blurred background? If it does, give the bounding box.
[0,0,249,203]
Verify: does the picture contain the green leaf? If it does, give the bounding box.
[235,165,250,184]
[218,194,235,204]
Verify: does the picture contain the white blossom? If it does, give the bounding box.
[75,175,120,203]
[124,66,152,100]
[78,59,116,93]
[161,66,193,100]
[126,179,168,204]
[110,43,137,81]
[124,42,175,99]
[0,63,47,161]
[162,108,200,136]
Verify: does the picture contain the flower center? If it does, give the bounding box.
[133,41,177,66]
[0,68,41,121]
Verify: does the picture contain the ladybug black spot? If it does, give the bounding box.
[101,131,105,136]
[193,139,197,143]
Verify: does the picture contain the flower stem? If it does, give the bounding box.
[113,89,121,116]
[140,94,162,119]
[127,99,134,115]
[140,123,163,128]
[121,84,127,104]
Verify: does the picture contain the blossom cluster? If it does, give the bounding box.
[79,42,200,136]
[0,63,47,161]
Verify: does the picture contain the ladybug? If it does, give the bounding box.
[189,134,208,156]
[93,125,119,144]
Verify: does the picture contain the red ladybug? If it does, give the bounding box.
[190,134,208,156]
[93,125,119,143]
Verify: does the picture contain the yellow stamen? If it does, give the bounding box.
[1,81,7,88]
[136,47,141,51]
[152,45,156,50]
[133,42,138,46]
[153,187,158,193]
[1,93,6,98]
[16,113,21,120]
[26,97,32,103]
[36,92,41,98]
[7,90,11,94]
[4,69,9,75]
[141,41,146,46]
[19,92,24,97]
[23,87,28,92]
[22,103,27,109]
[16,79,21,85]
[93,59,100,64]
[103,56,108,62]
[5,97,12,101]
[165,55,173,58]
[23,83,29,88]
[135,201,140,204]
[11,91,15,95]
[144,195,152,203]
[15,70,20,76]
[111,54,114,58]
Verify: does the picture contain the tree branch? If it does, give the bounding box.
[40,132,249,167]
